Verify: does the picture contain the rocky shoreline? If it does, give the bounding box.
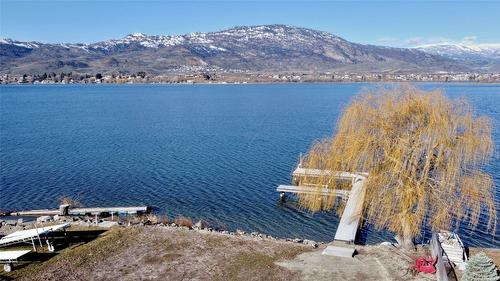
[0,214,323,249]
[2,214,499,281]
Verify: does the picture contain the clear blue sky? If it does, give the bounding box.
[1,0,499,47]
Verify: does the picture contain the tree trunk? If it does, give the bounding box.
[395,234,415,251]
[396,217,416,251]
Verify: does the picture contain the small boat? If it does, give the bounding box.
[438,231,468,269]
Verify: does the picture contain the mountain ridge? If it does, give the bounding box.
[0,24,488,75]
[415,43,500,72]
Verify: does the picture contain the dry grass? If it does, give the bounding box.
[58,196,81,207]
[174,216,193,228]
[2,227,142,281]
[159,215,172,225]
[1,227,308,281]
[298,85,496,243]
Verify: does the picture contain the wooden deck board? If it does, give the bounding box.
[276,185,349,197]
[9,206,150,216]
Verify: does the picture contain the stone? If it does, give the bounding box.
[293,238,303,243]
[250,232,259,236]
[98,221,119,228]
[303,239,318,248]
[236,229,246,235]
[194,220,209,229]
[36,216,52,223]
[322,245,356,258]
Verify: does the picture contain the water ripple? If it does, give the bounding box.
[0,83,498,247]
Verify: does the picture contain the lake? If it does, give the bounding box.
[1,83,499,247]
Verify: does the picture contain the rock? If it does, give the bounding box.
[380,242,395,247]
[250,232,259,236]
[17,218,23,224]
[236,229,246,235]
[98,221,119,228]
[194,220,209,229]
[169,223,177,227]
[5,220,17,226]
[222,230,229,234]
[37,216,52,223]
[293,238,303,243]
[53,215,60,221]
[303,240,318,248]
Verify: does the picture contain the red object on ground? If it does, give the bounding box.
[414,257,437,274]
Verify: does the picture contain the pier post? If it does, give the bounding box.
[279,192,286,202]
[59,204,70,216]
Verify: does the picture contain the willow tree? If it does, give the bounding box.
[298,86,496,249]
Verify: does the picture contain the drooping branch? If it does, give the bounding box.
[298,86,495,240]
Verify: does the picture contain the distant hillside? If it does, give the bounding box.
[415,43,500,72]
[0,25,475,75]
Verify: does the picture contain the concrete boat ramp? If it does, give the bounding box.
[278,164,367,258]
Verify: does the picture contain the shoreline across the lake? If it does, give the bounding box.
[2,71,500,84]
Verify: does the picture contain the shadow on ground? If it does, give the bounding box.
[0,229,106,279]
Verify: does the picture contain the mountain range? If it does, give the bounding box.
[1,25,499,75]
[415,43,500,72]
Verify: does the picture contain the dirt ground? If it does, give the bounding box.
[469,247,500,267]
[1,225,492,281]
[277,243,435,281]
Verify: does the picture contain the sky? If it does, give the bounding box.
[1,0,499,47]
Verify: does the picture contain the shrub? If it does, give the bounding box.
[463,252,499,281]
[174,216,193,228]
[58,196,81,207]
[159,215,172,225]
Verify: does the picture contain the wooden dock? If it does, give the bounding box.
[276,176,366,244]
[5,206,151,217]
[278,161,369,257]
[277,185,349,197]
[292,167,366,183]
[68,206,150,215]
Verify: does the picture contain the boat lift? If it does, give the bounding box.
[0,223,70,272]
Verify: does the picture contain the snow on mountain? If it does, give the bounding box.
[416,43,500,61]
[0,25,475,74]
[0,38,40,49]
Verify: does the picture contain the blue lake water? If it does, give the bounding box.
[0,83,499,248]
